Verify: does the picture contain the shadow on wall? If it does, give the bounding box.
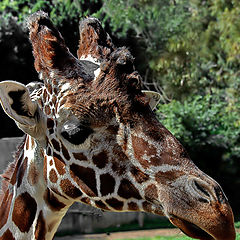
[0,137,165,235]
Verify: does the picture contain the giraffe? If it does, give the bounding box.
[0,11,236,240]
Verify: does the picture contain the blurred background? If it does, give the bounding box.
[0,0,240,237]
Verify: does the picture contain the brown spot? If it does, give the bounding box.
[131,135,157,168]
[35,211,46,240]
[28,163,40,186]
[53,157,66,175]
[47,118,54,135]
[112,161,126,175]
[47,147,52,155]
[60,179,82,198]
[53,87,58,95]
[44,188,66,211]
[55,102,59,112]
[95,200,110,210]
[44,105,51,115]
[118,179,141,200]
[107,124,119,134]
[31,137,35,149]
[49,159,53,166]
[12,192,37,232]
[49,169,58,183]
[51,138,60,152]
[46,83,52,95]
[43,88,47,102]
[52,95,57,105]
[92,151,108,169]
[17,156,28,188]
[46,92,49,102]
[106,198,124,210]
[25,136,29,150]
[142,201,152,213]
[128,202,139,211]
[70,164,98,197]
[144,184,158,201]
[155,170,184,185]
[0,229,15,240]
[73,152,88,161]
[130,167,149,183]
[0,189,13,229]
[100,174,115,196]
[150,157,161,165]
[53,152,64,163]
[112,145,129,162]
[81,197,91,205]
[61,142,70,161]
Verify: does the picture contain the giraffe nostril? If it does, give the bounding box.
[192,179,228,204]
[194,180,210,197]
[214,185,227,204]
[192,180,211,202]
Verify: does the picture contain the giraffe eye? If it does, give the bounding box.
[61,122,94,145]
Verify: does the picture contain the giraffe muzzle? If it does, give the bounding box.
[166,177,236,240]
[169,213,236,240]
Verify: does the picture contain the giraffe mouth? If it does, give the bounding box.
[169,215,214,240]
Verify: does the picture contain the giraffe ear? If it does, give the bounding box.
[142,90,161,110]
[0,81,38,126]
[77,17,114,61]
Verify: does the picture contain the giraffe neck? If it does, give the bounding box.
[0,135,71,240]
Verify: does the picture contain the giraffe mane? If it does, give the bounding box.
[0,135,26,204]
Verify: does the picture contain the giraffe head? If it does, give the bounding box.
[0,12,235,240]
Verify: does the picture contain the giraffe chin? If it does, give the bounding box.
[169,216,214,240]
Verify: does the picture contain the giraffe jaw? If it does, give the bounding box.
[168,214,236,240]
[169,216,214,240]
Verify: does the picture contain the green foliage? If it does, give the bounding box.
[162,0,240,100]
[98,0,191,98]
[98,0,189,47]
[0,0,98,24]
[0,0,102,55]
[157,94,240,161]
[235,221,240,228]
[98,0,240,101]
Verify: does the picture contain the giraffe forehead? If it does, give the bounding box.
[30,73,143,126]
